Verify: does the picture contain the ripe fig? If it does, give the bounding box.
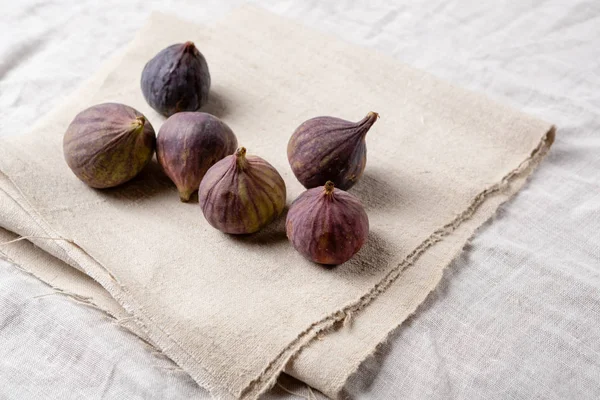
[141,41,211,117]
[287,111,378,190]
[199,147,286,234]
[286,181,369,265]
[63,103,156,188]
[157,112,238,202]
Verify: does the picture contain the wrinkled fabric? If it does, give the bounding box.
[0,261,206,400]
[0,6,552,398]
[0,259,326,399]
[0,1,598,399]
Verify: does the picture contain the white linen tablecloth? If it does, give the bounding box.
[1,0,599,399]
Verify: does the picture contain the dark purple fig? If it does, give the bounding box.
[141,42,211,117]
[286,181,369,265]
[157,112,238,202]
[63,103,156,188]
[287,111,378,190]
[198,147,286,234]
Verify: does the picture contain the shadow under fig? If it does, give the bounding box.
[97,160,175,202]
[327,229,397,279]
[349,169,405,212]
[228,207,289,246]
[199,89,230,119]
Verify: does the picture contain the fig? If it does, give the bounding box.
[141,41,211,117]
[63,103,156,188]
[287,111,378,190]
[157,112,238,202]
[199,147,286,234]
[286,181,369,265]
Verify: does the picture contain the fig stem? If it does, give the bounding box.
[235,147,247,157]
[368,111,380,120]
[183,41,196,54]
[356,111,379,138]
[179,189,193,202]
[324,181,335,195]
[235,147,249,170]
[133,116,146,131]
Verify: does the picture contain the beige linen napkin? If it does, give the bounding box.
[0,6,554,399]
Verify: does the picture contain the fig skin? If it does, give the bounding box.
[157,112,238,202]
[286,181,369,265]
[199,147,286,234]
[63,103,156,188]
[141,41,211,117]
[287,111,378,190]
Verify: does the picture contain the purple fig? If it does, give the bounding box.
[63,103,156,188]
[141,42,211,117]
[287,111,378,190]
[286,181,369,265]
[157,112,238,202]
[199,147,286,234]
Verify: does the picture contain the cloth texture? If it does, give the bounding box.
[0,258,327,400]
[0,3,554,398]
[0,260,206,400]
[1,1,598,400]
[0,5,553,399]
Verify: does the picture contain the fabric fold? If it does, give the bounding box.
[0,6,554,399]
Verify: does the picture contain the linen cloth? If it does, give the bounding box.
[0,5,553,399]
[0,259,206,400]
[5,2,598,398]
[0,256,327,400]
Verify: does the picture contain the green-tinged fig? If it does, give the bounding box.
[63,103,156,188]
[287,111,378,190]
[157,112,237,202]
[286,181,369,265]
[199,147,286,234]
[141,41,211,117]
